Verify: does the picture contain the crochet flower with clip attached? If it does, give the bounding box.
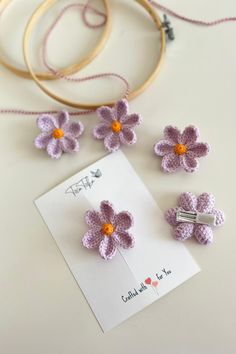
[154,125,210,173]
[35,110,84,159]
[93,99,143,152]
[82,200,135,260]
[165,192,225,245]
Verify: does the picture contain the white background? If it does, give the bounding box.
[0,0,235,353]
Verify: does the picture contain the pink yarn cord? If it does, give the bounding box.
[1,1,129,116]
[42,2,107,72]
[2,1,236,116]
[0,108,94,116]
[42,1,130,99]
[150,0,236,26]
[81,0,107,28]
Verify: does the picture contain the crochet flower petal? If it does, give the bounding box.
[115,211,133,230]
[57,110,69,128]
[100,200,115,223]
[61,135,79,153]
[114,99,129,121]
[121,113,142,127]
[174,223,194,241]
[34,133,52,149]
[113,231,135,249]
[37,114,57,132]
[154,140,174,156]
[189,142,210,157]
[99,237,117,260]
[181,125,199,147]
[46,138,62,159]
[164,125,181,144]
[119,128,137,145]
[197,193,215,213]
[180,152,199,173]
[104,132,120,152]
[85,210,103,229]
[67,121,84,138]
[82,229,103,249]
[212,208,225,226]
[93,123,111,139]
[194,224,213,245]
[161,153,180,172]
[178,192,197,211]
[97,106,115,123]
[165,207,179,226]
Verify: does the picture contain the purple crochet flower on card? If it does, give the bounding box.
[165,192,225,245]
[82,200,135,260]
[93,99,142,152]
[34,110,84,159]
[154,125,210,173]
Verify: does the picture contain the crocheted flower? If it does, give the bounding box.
[154,125,210,173]
[82,200,135,260]
[165,192,225,245]
[35,110,84,159]
[93,99,142,152]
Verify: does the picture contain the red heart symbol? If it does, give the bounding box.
[152,281,158,287]
[145,277,152,285]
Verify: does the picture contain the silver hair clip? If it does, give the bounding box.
[176,210,216,226]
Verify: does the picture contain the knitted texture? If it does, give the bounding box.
[82,200,135,260]
[35,110,84,159]
[154,125,210,173]
[93,99,142,152]
[165,192,225,245]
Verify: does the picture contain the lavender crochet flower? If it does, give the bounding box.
[34,110,84,159]
[93,99,142,152]
[154,125,210,173]
[165,192,225,245]
[82,200,135,260]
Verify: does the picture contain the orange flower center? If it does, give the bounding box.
[101,223,114,236]
[111,120,122,133]
[53,128,64,139]
[174,143,187,155]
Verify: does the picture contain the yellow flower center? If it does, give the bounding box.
[53,128,64,139]
[174,143,187,155]
[101,223,114,236]
[111,120,122,133]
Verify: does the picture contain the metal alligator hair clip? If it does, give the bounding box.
[176,210,216,226]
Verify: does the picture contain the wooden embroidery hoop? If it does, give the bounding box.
[0,0,111,80]
[23,0,166,109]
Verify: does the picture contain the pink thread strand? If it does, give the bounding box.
[42,2,107,71]
[150,1,236,26]
[2,1,236,117]
[0,109,95,116]
[81,0,107,28]
[42,1,130,98]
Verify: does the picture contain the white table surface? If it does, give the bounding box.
[1,1,236,353]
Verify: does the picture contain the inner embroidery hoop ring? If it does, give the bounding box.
[0,0,111,80]
[23,0,166,109]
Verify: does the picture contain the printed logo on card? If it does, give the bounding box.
[65,169,102,197]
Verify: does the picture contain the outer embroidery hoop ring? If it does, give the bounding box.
[0,0,111,80]
[23,0,166,109]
